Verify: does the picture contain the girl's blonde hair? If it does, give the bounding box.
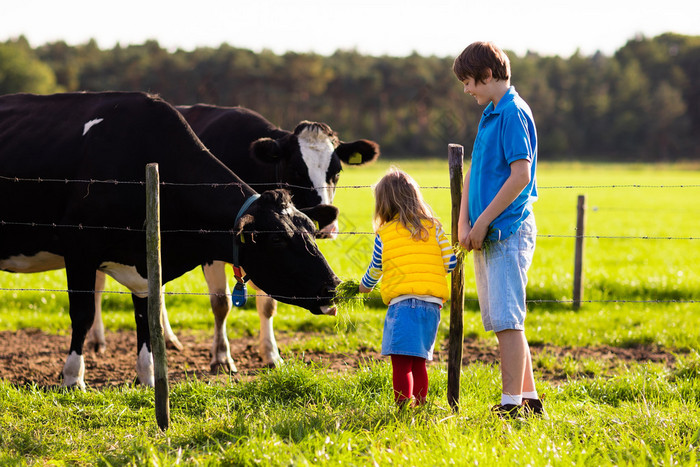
[373,167,439,241]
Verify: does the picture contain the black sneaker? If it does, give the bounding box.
[491,403,522,419]
[521,398,547,418]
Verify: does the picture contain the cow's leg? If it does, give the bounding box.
[250,281,283,367]
[132,295,154,387]
[87,273,183,353]
[63,263,98,390]
[159,294,184,351]
[85,271,107,354]
[202,262,236,373]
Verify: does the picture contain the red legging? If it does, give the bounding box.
[391,354,429,404]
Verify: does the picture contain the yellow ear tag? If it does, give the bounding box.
[313,220,319,230]
[240,234,245,244]
[348,152,363,164]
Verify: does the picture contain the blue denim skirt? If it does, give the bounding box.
[381,298,441,360]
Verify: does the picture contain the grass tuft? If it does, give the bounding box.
[332,278,371,332]
[3,161,700,465]
[333,279,363,310]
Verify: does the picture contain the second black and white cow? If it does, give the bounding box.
[87,105,379,372]
[0,92,339,389]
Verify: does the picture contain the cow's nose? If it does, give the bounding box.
[316,220,339,240]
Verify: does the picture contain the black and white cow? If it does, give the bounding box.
[87,105,379,372]
[0,92,339,389]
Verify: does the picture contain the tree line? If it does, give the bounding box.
[1,33,699,160]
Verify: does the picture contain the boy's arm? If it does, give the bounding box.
[458,167,471,249]
[467,159,531,251]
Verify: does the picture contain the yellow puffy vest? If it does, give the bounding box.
[377,219,450,305]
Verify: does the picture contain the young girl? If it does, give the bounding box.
[359,167,457,407]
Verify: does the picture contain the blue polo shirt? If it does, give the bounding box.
[469,86,538,242]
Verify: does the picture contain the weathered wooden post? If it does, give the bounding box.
[573,194,586,310]
[146,163,170,430]
[447,144,465,411]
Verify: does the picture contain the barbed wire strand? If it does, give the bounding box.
[0,286,697,305]
[1,220,698,241]
[3,175,698,305]
[3,174,700,190]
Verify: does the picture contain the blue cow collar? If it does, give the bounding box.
[232,193,261,307]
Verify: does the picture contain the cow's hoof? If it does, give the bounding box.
[262,355,284,368]
[86,341,106,354]
[210,361,238,374]
[134,376,156,387]
[61,381,86,391]
[165,336,184,352]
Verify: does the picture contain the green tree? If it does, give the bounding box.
[0,38,58,94]
[8,33,699,160]
[647,81,688,160]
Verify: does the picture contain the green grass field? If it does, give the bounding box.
[1,161,700,465]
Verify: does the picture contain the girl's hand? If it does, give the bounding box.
[358,283,372,294]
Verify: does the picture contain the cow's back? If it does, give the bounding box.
[176,104,288,182]
[2,93,158,220]
[0,93,99,235]
[0,92,246,267]
[0,93,95,183]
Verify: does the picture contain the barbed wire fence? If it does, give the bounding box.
[1,173,699,306]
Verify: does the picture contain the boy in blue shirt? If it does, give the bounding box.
[453,41,543,418]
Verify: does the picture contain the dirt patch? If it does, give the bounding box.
[0,329,680,390]
[0,329,382,390]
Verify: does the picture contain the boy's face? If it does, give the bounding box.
[461,77,491,106]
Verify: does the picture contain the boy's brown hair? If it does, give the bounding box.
[453,41,511,84]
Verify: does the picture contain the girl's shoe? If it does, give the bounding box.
[413,398,427,408]
[396,397,413,411]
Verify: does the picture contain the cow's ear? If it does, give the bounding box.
[235,213,254,235]
[300,204,339,230]
[250,137,283,163]
[335,140,380,165]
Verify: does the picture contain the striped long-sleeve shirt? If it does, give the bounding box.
[360,225,458,292]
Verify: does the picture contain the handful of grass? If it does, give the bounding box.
[333,279,362,309]
[453,225,497,258]
[332,279,366,332]
[454,244,468,262]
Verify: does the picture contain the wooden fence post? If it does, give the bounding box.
[146,163,170,431]
[447,144,465,412]
[573,194,586,310]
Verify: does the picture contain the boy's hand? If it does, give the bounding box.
[358,283,372,294]
[466,220,489,251]
[458,221,472,251]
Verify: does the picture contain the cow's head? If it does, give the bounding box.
[235,189,340,315]
[250,121,379,236]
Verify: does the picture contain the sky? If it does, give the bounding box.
[3,0,699,58]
